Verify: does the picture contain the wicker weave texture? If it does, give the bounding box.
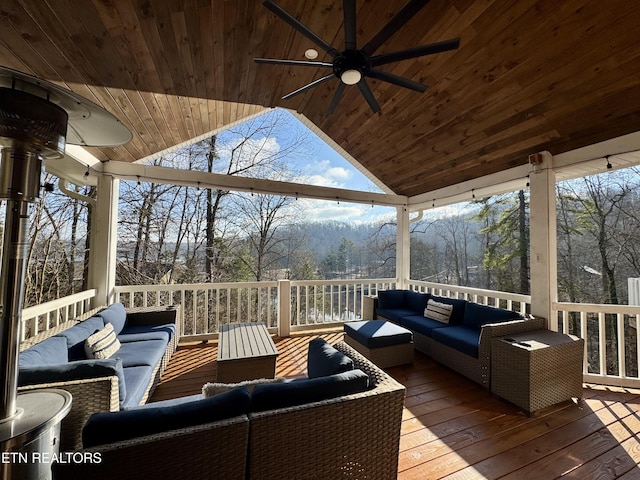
[344,334,414,368]
[247,341,406,480]
[53,415,250,480]
[491,330,584,414]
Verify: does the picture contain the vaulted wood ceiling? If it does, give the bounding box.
[1,0,639,197]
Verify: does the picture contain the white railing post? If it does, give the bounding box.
[278,279,291,337]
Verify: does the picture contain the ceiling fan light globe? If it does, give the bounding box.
[341,69,362,85]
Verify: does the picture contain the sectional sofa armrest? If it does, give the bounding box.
[52,415,250,480]
[362,295,378,320]
[125,304,181,341]
[478,316,546,360]
[19,375,119,451]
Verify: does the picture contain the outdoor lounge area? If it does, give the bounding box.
[145,332,640,479]
[2,1,640,479]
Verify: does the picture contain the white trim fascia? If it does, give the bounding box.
[408,163,532,211]
[286,109,394,195]
[99,161,408,207]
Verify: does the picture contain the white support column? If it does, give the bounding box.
[396,206,410,289]
[528,151,557,329]
[88,174,119,307]
[278,279,291,337]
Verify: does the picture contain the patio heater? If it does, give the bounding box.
[0,66,131,478]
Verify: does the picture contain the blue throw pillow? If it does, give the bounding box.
[82,386,251,448]
[462,302,522,330]
[56,316,105,361]
[405,290,429,313]
[377,290,405,310]
[97,303,127,335]
[18,357,127,401]
[307,338,353,378]
[251,369,370,412]
[18,336,68,368]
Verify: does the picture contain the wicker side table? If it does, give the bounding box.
[491,329,584,414]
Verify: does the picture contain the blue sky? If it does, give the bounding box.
[217,108,396,224]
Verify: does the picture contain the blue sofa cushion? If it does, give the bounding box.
[430,295,467,325]
[377,290,406,310]
[18,357,126,401]
[404,291,429,313]
[120,365,154,409]
[400,315,450,338]
[307,338,353,379]
[344,320,412,348]
[56,316,105,361]
[115,340,167,368]
[462,302,522,330]
[18,336,68,367]
[431,326,481,358]
[96,303,127,335]
[375,308,418,324]
[118,324,176,344]
[83,386,251,447]
[251,369,370,412]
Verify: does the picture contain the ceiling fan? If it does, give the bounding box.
[255,0,460,114]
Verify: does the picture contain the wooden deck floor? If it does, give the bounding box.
[150,332,640,479]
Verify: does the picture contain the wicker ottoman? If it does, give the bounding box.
[491,329,584,415]
[344,320,413,368]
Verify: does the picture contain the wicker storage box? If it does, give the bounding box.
[491,329,584,414]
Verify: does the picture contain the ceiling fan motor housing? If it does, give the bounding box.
[333,50,370,80]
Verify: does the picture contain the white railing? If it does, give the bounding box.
[20,289,97,341]
[555,302,640,388]
[288,278,396,331]
[406,280,532,314]
[114,282,279,338]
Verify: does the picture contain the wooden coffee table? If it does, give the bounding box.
[217,322,279,383]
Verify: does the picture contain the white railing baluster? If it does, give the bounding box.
[617,312,625,378]
[598,312,606,376]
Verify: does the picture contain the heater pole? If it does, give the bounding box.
[0,199,30,420]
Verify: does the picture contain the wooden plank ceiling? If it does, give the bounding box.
[1,0,639,198]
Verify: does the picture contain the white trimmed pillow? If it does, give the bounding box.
[202,377,286,397]
[84,323,121,359]
[424,299,453,324]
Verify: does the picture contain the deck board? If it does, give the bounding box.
[150,332,640,479]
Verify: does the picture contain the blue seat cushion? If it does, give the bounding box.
[344,320,412,348]
[400,315,450,338]
[18,336,68,367]
[18,357,126,402]
[431,326,481,358]
[462,302,522,330]
[118,323,176,344]
[375,308,417,324]
[96,303,127,335]
[83,386,251,447]
[430,295,467,325]
[377,290,406,310]
[115,340,167,368]
[404,290,429,313]
[307,338,353,379]
[55,316,105,361]
[251,369,370,412]
[120,365,154,409]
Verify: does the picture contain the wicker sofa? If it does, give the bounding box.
[53,341,406,480]
[18,303,180,450]
[367,289,544,387]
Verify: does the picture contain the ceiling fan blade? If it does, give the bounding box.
[370,38,460,67]
[343,0,357,51]
[357,78,381,113]
[264,0,339,57]
[327,82,346,115]
[366,69,427,92]
[282,74,336,100]
[362,0,432,56]
[254,58,334,68]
